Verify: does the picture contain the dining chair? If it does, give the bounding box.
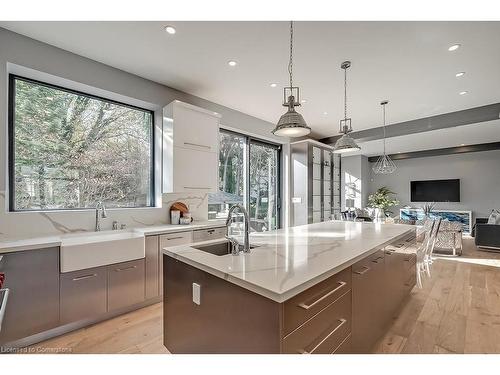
[423,217,442,277]
[416,219,435,289]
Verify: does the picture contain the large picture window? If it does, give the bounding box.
[8,75,154,211]
[208,129,281,232]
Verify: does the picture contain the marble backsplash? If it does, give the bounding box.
[0,191,209,239]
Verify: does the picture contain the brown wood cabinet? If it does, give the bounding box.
[163,229,417,354]
[60,266,107,324]
[107,259,145,311]
[0,247,60,345]
[352,249,386,353]
[145,235,159,300]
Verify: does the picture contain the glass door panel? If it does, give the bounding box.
[208,131,245,220]
[249,141,279,232]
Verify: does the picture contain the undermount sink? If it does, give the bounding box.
[192,240,258,256]
[60,230,145,273]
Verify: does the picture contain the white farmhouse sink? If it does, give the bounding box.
[60,230,145,273]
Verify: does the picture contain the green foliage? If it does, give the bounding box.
[368,187,399,210]
[13,78,152,210]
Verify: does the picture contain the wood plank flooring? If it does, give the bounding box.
[374,237,500,354]
[29,237,500,354]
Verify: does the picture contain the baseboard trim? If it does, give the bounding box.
[2,296,162,351]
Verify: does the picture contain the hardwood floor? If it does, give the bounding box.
[374,237,500,354]
[29,237,500,354]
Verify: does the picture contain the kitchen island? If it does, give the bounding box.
[162,221,417,354]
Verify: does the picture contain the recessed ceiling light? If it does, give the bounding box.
[460,144,465,146]
[323,111,328,115]
[270,83,277,88]
[228,60,237,67]
[455,72,465,77]
[459,91,468,95]
[301,99,307,103]
[448,44,460,51]
[164,26,176,35]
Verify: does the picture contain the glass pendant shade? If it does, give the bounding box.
[372,100,396,174]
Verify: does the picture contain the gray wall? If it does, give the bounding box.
[0,27,284,238]
[368,149,500,219]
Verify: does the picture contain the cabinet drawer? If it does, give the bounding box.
[283,267,351,336]
[282,291,352,354]
[160,231,193,248]
[108,259,145,312]
[332,334,352,354]
[60,266,107,324]
[193,227,226,242]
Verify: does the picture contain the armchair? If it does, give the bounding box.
[474,218,500,251]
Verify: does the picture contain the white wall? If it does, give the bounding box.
[0,28,284,239]
[368,149,500,219]
[340,155,370,210]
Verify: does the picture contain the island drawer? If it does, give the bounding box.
[282,267,351,336]
[193,227,226,242]
[282,290,351,354]
[332,334,352,354]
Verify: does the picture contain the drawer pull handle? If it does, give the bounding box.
[166,236,185,240]
[354,266,370,275]
[299,318,347,354]
[371,256,384,264]
[116,265,137,272]
[183,186,210,190]
[0,288,10,333]
[297,281,347,310]
[184,142,211,149]
[72,274,97,281]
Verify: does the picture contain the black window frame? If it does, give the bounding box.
[8,74,156,212]
[217,128,282,229]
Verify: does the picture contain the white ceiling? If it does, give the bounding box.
[353,119,500,157]
[2,21,500,144]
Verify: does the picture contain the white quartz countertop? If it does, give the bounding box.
[0,220,225,255]
[162,221,415,303]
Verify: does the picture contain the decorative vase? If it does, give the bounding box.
[374,208,385,220]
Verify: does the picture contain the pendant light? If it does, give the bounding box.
[272,21,311,138]
[372,100,397,174]
[333,61,361,153]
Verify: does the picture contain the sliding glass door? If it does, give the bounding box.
[208,130,281,232]
[249,141,280,231]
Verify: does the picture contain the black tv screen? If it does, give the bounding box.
[410,179,460,202]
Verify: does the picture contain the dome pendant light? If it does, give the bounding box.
[333,61,361,154]
[272,21,311,138]
[373,100,397,174]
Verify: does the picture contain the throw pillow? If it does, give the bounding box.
[487,209,500,225]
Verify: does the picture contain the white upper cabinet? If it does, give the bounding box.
[162,100,220,193]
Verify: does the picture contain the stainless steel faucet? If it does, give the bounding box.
[95,201,107,231]
[225,204,250,254]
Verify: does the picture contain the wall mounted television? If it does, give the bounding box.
[410,179,460,202]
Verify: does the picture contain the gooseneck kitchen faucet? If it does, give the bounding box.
[225,204,250,254]
[95,201,107,231]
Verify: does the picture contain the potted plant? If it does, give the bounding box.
[422,202,436,217]
[368,187,400,219]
